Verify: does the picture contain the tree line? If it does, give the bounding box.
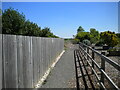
[75,26,120,47]
[2,8,59,38]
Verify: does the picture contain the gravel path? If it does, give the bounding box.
[41,44,78,88]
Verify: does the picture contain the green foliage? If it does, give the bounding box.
[95,39,105,46]
[23,20,41,36]
[77,26,84,33]
[73,38,80,44]
[2,8,58,38]
[2,8,25,34]
[116,33,120,38]
[100,31,119,47]
[90,28,100,44]
[76,32,91,42]
[82,39,91,46]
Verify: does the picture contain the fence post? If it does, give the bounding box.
[92,47,95,74]
[86,47,89,66]
[100,52,105,89]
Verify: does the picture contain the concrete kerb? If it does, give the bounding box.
[34,50,65,88]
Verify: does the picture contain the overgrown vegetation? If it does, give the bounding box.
[75,26,100,44]
[74,26,120,47]
[100,31,119,47]
[2,8,58,38]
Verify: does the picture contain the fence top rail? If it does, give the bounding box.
[79,42,120,71]
[2,34,64,40]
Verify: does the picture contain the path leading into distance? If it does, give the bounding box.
[41,44,78,88]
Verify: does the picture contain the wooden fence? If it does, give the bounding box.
[1,34,64,88]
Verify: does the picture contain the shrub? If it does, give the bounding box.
[82,39,91,46]
[100,31,119,47]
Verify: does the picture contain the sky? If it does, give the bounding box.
[2,2,118,38]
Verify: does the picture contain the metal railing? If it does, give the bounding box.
[74,42,120,90]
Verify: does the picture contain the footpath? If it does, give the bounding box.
[41,44,78,88]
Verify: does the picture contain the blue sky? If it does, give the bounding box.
[2,2,118,38]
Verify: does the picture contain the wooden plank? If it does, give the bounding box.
[38,37,41,80]
[46,38,49,70]
[36,37,40,83]
[0,34,2,89]
[32,37,38,86]
[3,34,18,88]
[16,35,24,88]
[22,36,32,88]
[30,36,33,87]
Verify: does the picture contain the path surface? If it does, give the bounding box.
[41,44,78,88]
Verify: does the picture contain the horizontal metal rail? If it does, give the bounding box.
[78,42,120,90]
[78,48,106,89]
[79,42,120,71]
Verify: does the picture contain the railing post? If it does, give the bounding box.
[100,52,105,89]
[86,47,89,66]
[92,47,94,74]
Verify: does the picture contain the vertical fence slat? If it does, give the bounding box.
[3,35,18,88]
[0,34,2,89]
[17,36,24,88]
[23,36,33,88]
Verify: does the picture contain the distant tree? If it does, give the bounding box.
[40,27,59,38]
[76,32,90,42]
[100,31,118,47]
[77,26,84,33]
[2,8,26,34]
[116,33,120,38]
[90,28,100,44]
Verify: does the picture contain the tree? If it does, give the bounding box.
[2,8,58,38]
[77,26,84,33]
[2,8,26,34]
[100,31,118,47]
[76,32,91,42]
[0,9,2,34]
[23,20,41,36]
[90,28,100,44]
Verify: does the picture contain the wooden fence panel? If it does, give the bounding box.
[2,34,64,88]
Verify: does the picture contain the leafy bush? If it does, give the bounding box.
[100,31,119,47]
[82,39,91,46]
[95,39,105,46]
[90,28,100,44]
[76,32,91,42]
